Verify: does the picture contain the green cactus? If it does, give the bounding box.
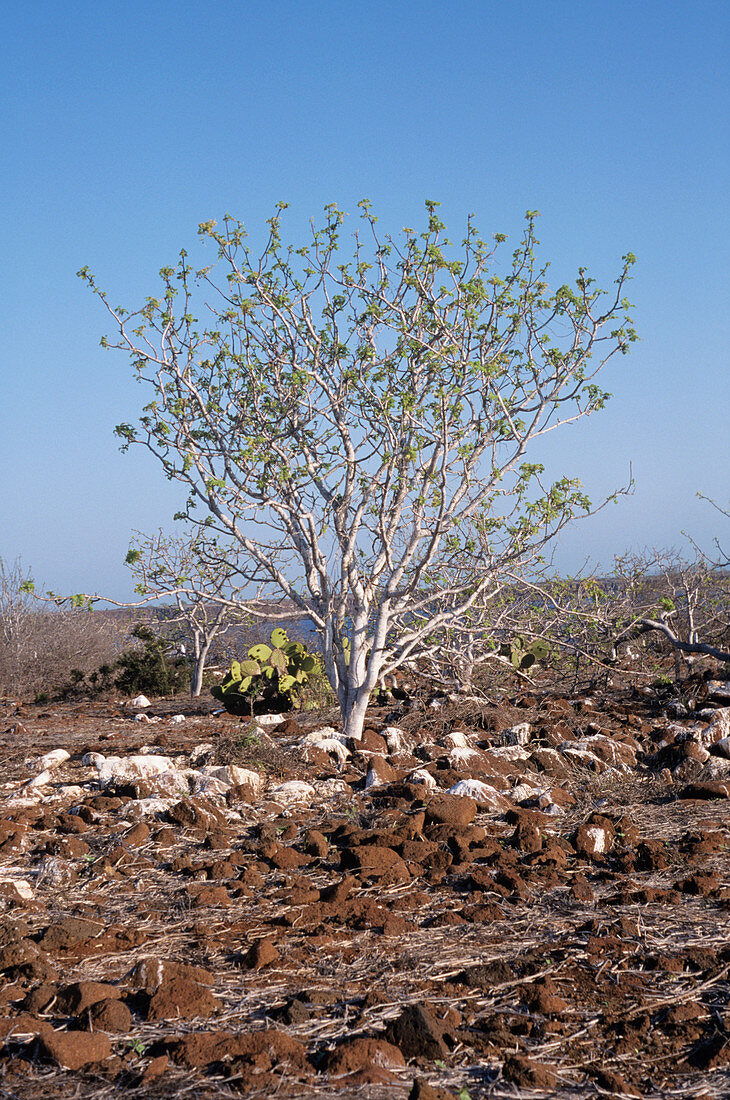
[211,629,321,715]
[499,634,550,671]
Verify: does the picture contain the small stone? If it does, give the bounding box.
[365,756,396,787]
[503,1054,557,1090]
[573,822,614,858]
[40,1029,111,1070]
[84,998,133,1032]
[409,1079,459,1100]
[323,1036,405,1078]
[142,1054,169,1081]
[241,937,280,970]
[60,980,121,1013]
[147,976,218,1021]
[426,793,477,829]
[500,722,531,746]
[385,1003,448,1060]
[123,823,150,846]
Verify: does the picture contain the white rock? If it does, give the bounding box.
[408,768,438,788]
[444,731,470,749]
[301,727,347,745]
[192,774,230,798]
[268,780,316,806]
[58,787,85,802]
[510,782,540,804]
[226,765,264,791]
[499,722,531,746]
[201,765,264,793]
[701,757,730,780]
[125,797,175,819]
[316,778,351,798]
[0,878,33,900]
[130,695,151,708]
[490,745,531,762]
[561,746,603,768]
[382,726,406,753]
[564,735,635,772]
[169,714,186,725]
[585,826,609,855]
[537,794,564,815]
[254,713,285,728]
[87,753,176,787]
[364,765,384,789]
[306,738,350,765]
[189,743,215,766]
[34,749,70,773]
[25,770,53,789]
[448,778,507,809]
[700,708,730,744]
[449,746,482,768]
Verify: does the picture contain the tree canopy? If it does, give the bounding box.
[80,201,636,737]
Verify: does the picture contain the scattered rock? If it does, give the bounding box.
[240,938,280,970]
[385,1003,449,1060]
[39,1029,112,1070]
[147,976,218,1020]
[322,1036,406,1079]
[502,1053,557,1089]
[426,793,477,828]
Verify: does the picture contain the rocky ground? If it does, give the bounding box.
[2,673,730,1099]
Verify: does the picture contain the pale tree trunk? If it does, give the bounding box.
[190,635,212,697]
[342,688,373,740]
[339,609,389,740]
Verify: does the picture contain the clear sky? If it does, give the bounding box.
[2,1,728,599]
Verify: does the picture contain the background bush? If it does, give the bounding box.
[0,558,126,699]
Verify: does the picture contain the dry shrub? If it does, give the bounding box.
[0,558,126,699]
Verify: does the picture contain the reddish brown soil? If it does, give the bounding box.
[2,678,730,1098]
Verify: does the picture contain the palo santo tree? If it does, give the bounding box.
[79,202,636,739]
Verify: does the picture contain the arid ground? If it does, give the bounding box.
[2,671,730,1099]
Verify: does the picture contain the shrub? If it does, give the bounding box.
[114,624,189,696]
[0,558,125,699]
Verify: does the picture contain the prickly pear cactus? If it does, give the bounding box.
[211,629,319,715]
[499,635,550,671]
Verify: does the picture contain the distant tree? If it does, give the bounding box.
[79,201,637,738]
[27,530,254,697]
[121,530,251,695]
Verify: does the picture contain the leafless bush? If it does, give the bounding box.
[406,549,730,697]
[0,558,127,698]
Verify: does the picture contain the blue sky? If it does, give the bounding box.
[2,1,728,599]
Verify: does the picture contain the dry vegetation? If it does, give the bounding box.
[2,650,730,1099]
[0,560,129,700]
